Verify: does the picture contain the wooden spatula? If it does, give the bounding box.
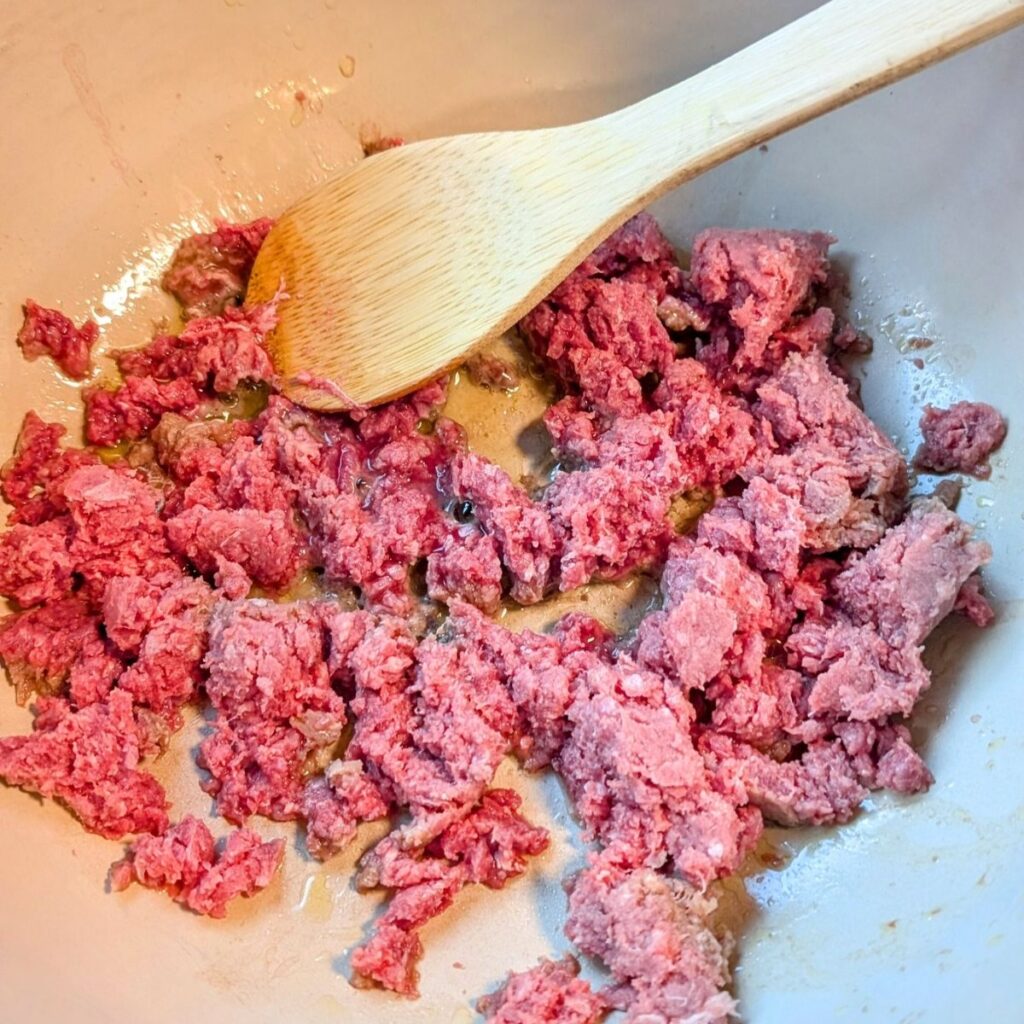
[247,0,1023,411]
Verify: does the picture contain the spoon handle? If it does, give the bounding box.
[570,0,1023,224]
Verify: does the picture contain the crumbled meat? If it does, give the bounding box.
[566,861,735,1024]
[478,956,606,1024]
[352,789,548,996]
[162,217,275,318]
[449,452,557,604]
[0,690,168,838]
[110,814,284,917]
[0,597,119,705]
[914,401,1006,479]
[200,600,344,823]
[0,211,1005,1016]
[17,300,99,379]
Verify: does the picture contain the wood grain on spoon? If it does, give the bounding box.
[247,0,1024,411]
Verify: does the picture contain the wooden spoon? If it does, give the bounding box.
[247,0,1023,411]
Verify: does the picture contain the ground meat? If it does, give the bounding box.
[0,689,168,838]
[751,350,907,551]
[61,464,178,605]
[1,412,100,525]
[547,465,672,591]
[302,760,390,860]
[701,732,868,827]
[0,210,1004,1016]
[117,576,216,724]
[426,528,503,613]
[351,789,548,996]
[16,300,99,379]
[161,217,275,318]
[556,660,759,888]
[565,861,735,1024]
[0,597,119,705]
[85,377,202,447]
[478,956,606,1024]
[200,600,343,823]
[449,452,557,604]
[914,401,1006,478]
[689,228,833,385]
[110,814,284,917]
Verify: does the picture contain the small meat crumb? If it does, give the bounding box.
[110,814,284,917]
[478,956,606,1024]
[17,301,99,379]
[914,401,1007,479]
[465,352,520,391]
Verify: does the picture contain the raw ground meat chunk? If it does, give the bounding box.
[546,465,671,591]
[17,300,99,379]
[566,862,735,1024]
[85,376,201,447]
[478,956,606,1024]
[0,689,168,838]
[914,401,1006,479]
[0,518,75,607]
[701,732,868,827]
[1,412,99,526]
[62,464,177,605]
[751,350,907,551]
[0,597,119,706]
[449,452,557,604]
[301,760,390,860]
[689,227,833,384]
[110,814,284,917]
[200,600,344,823]
[520,214,679,403]
[556,659,760,887]
[162,217,275,318]
[425,528,503,613]
[117,576,216,724]
[351,789,548,996]
[787,499,991,722]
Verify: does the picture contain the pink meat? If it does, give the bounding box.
[351,789,548,996]
[478,956,606,1024]
[115,299,278,393]
[547,465,671,591]
[653,359,760,488]
[914,401,1006,479]
[117,576,216,723]
[61,464,177,605]
[16,300,99,379]
[0,518,75,607]
[689,228,833,384]
[161,217,275,317]
[301,760,390,860]
[1,412,100,525]
[0,597,119,705]
[165,505,302,594]
[0,689,169,838]
[425,528,504,613]
[200,600,344,823]
[565,861,735,1024]
[449,452,557,604]
[557,660,759,887]
[465,352,520,391]
[85,377,202,447]
[701,732,868,827]
[751,350,907,551]
[110,814,284,917]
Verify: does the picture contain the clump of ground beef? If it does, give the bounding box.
[17,300,99,380]
[110,814,285,917]
[914,400,1007,478]
[0,211,1002,1012]
[477,955,606,1024]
